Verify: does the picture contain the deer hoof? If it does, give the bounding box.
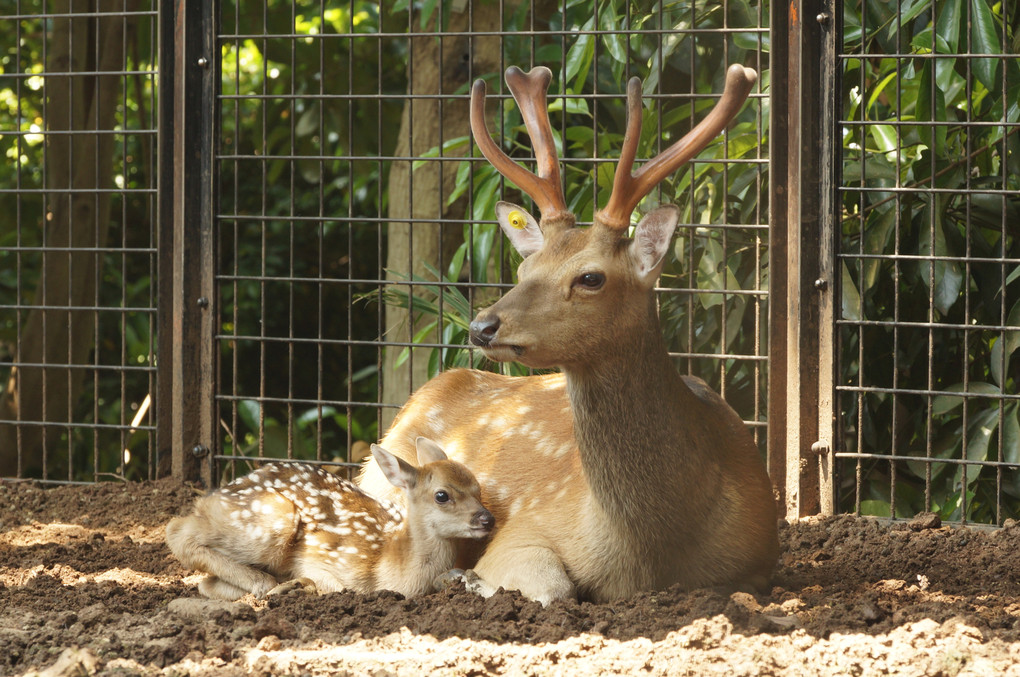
[265,577,317,598]
[435,568,493,597]
[435,568,467,591]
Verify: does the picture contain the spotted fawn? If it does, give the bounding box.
[165,437,495,600]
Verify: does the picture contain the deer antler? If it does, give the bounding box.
[599,64,758,230]
[470,66,570,223]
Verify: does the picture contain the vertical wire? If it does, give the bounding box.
[258,1,268,458]
[230,0,242,479]
[346,0,356,470]
[961,0,977,523]
[13,0,25,477]
[854,0,868,514]
[286,0,297,459]
[889,0,904,518]
[315,0,325,463]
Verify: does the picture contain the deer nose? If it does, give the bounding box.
[473,508,495,532]
[469,316,500,347]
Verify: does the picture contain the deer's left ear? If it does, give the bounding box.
[629,205,680,283]
[495,201,544,257]
[372,444,417,490]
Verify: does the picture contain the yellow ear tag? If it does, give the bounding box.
[507,210,527,230]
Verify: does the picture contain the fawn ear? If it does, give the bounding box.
[495,201,544,258]
[372,444,417,490]
[629,205,679,283]
[414,436,448,466]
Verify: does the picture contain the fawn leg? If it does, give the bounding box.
[197,576,253,601]
[166,516,279,598]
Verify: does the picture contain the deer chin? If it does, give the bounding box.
[480,343,526,362]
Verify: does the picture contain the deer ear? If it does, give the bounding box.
[629,205,679,282]
[372,443,417,490]
[495,201,544,257]
[414,436,448,466]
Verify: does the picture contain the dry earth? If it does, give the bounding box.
[2,477,1020,676]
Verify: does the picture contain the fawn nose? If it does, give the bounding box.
[472,508,495,533]
[469,316,500,347]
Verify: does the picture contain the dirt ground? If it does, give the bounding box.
[2,478,1020,676]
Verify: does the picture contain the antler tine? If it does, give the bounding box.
[605,76,645,228]
[599,64,758,229]
[470,67,569,221]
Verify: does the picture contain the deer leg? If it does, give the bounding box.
[197,575,253,601]
[468,543,576,606]
[165,516,279,599]
[265,577,318,597]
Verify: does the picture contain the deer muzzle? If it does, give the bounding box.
[471,508,495,536]
[468,316,500,347]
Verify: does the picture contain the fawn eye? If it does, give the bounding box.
[575,272,605,290]
[434,490,450,504]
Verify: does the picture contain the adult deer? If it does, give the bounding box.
[359,63,778,604]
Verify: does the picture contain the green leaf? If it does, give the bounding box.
[471,222,499,283]
[419,0,438,30]
[841,262,862,322]
[471,171,501,225]
[238,399,262,435]
[954,407,1000,487]
[861,205,896,293]
[1003,402,1020,465]
[564,17,595,89]
[932,382,1001,416]
[296,405,338,428]
[413,135,471,172]
[909,28,956,91]
[599,6,628,66]
[890,0,934,42]
[295,107,319,137]
[868,124,898,155]
[916,60,947,156]
[918,196,963,315]
[859,499,891,517]
[990,297,1020,386]
[936,0,962,52]
[865,70,898,116]
[969,0,1002,91]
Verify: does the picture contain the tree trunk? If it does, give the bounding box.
[380,2,505,433]
[0,1,127,477]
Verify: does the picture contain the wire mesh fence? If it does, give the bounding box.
[0,1,160,483]
[835,0,1020,524]
[211,1,771,482]
[9,1,1017,528]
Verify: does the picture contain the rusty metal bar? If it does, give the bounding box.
[769,0,838,521]
[158,0,216,487]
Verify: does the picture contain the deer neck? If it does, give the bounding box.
[564,299,694,522]
[379,517,456,586]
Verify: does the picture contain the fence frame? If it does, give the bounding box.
[767,0,838,520]
[158,0,217,487]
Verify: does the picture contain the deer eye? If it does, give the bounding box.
[575,272,605,290]
[434,490,450,504]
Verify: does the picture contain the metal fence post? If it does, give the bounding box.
[769,0,837,520]
[158,0,216,486]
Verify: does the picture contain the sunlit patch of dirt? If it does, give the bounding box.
[2,478,1020,676]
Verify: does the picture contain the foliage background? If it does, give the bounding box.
[1,0,1018,524]
[837,0,1020,523]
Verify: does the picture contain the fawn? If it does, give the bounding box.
[358,65,779,605]
[165,437,495,600]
